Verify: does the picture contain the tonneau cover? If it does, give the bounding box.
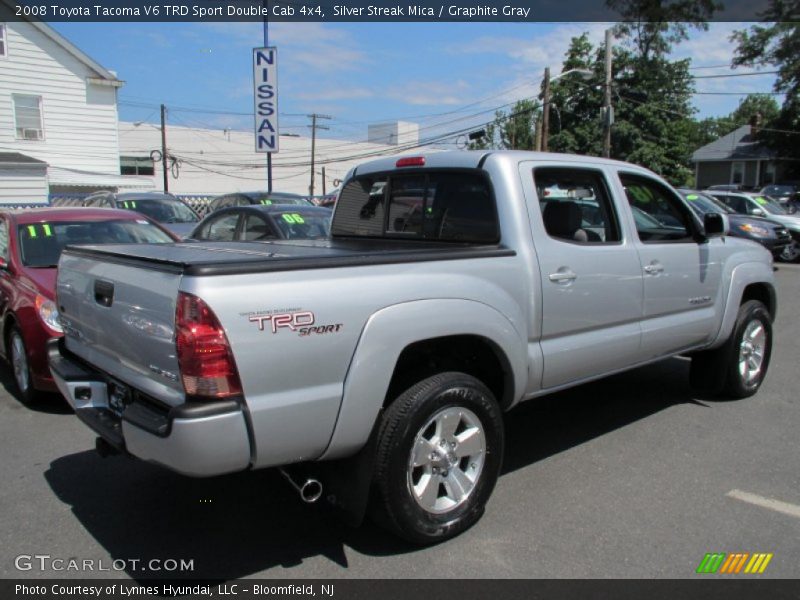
[62,239,515,276]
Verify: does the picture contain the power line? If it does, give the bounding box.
[691,70,780,79]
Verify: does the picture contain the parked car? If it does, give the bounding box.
[205,191,312,216]
[759,183,799,211]
[51,151,775,545]
[189,204,332,242]
[82,191,200,237]
[706,184,752,192]
[679,190,791,259]
[308,192,339,208]
[705,190,800,262]
[0,208,178,402]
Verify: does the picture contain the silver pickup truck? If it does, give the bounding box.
[49,151,776,544]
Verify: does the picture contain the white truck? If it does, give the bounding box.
[49,151,776,544]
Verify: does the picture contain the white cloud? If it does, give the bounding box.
[295,87,375,101]
[387,80,472,106]
[206,22,369,71]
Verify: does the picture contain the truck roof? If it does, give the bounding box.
[352,150,651,177]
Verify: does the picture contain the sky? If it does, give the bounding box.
[51,21,782,145]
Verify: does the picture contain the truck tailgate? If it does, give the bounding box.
[57,251,185,406]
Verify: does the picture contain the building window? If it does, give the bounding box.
[120,156,155,176]
[13,94,44,140]
[764,162,776,185]
[0,24,7,57]
[731,161,744,185]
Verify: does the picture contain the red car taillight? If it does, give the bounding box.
[175,292,242,398]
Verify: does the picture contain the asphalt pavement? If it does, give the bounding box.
[1,264,799,581]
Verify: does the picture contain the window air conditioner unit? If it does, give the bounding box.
[22,128,43,140]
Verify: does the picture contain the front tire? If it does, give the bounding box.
[690,300,772,399]
[372,372,504,544]
[778,239,800,263]
[8,326,38,404]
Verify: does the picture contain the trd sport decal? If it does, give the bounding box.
[246,310,343,337]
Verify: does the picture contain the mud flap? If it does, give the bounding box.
[317,411,382,527]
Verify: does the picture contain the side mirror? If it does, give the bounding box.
[751,208,765,216]
[703,213,726,238]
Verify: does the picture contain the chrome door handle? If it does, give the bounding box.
[643,262,664,275]
[549,270,577,283]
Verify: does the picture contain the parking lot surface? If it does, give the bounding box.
[2,264,799,580]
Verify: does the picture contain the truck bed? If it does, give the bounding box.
[63,239,516,276]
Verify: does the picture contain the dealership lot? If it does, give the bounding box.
[1,264,798,580]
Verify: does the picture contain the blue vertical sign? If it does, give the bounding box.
[253,47,278,153]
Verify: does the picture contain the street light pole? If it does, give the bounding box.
[540,67,594,153]
[541,67,551,152]
[603,27,614,158]
[160,103,169,192]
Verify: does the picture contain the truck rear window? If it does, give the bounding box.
[332,171,499,243]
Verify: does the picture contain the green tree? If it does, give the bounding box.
[608,0,719,60]
[686,95,781,151]
[467,100,539,150]
[546,33,698,185]
[733,2,800,174]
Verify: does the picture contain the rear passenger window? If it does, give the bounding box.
[242,215,276,241]
[202,213,239,241]
[533,168,620,243]
[331,171,498,243]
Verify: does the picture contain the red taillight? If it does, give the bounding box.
[175,292,242,398]
[396,156,425,167]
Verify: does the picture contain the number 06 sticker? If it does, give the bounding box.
[282,213,305,224]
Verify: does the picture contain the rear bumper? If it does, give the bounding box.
[48,339,251,477]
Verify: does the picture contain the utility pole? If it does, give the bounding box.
[541,67,551,152]
[321,166,327,195]
[534,118,542,152]
[308,113,331,196]
[603,28,613,158]
[160,103,169,192]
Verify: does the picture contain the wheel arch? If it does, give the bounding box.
[709,262,777,349]
[1,311,19,358]
[320,299,526,460]
[741,282,776,321]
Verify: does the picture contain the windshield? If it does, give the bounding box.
[18,220,174,267]
[762,185,796,196]
[118,198,199,223]
[682,192,732,215]
[270,211,330,239]
[752,195,787,215]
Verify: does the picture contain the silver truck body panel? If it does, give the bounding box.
[321,298,528,460]
[51,150,776,478]
[184,254,527,467]
[57,253,185,406]
[123,411,251,477]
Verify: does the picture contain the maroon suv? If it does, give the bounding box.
[0,207,178,401]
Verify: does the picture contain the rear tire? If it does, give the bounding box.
[372,372,504,545]
[690,300,772,399]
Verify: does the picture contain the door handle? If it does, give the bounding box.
[549,269,577,283]
[643,262,664,275]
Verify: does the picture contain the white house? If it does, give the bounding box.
[118,120,423,197]
[0,8,150,204]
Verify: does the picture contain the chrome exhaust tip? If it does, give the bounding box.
[299,479,323,503]
[279,468,323,503]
